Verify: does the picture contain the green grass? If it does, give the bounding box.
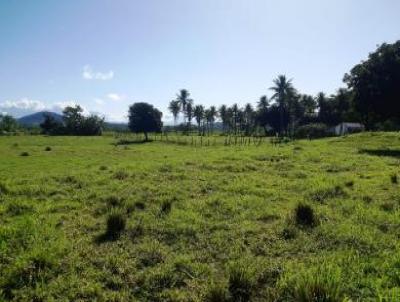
[0,132,399,301]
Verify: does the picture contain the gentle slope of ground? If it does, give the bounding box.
[0,132,399,301]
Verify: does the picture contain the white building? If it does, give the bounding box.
[331,122,365,136]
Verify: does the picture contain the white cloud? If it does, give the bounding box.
[107,93,125,101]
[82,65,114,80]
[0,98,46,111]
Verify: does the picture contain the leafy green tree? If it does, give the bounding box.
[62,105,104,136]
[63,105,84,135]
[344,41,400,128]
[128,102,163,141]
[40,113,63,135]
[0,114,18,132]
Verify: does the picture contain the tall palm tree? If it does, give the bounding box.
[193,105,205,135]
[176,89,192,124]
[231,103,239,135]
[209,106,217,134]
[218,104,228,134]
[168,100,180,127]
[257,95,269,111]
[270,75,296,136]
[186,101,194,133]
[243,103,254,135]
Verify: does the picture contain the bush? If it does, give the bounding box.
[20,151,29,156]
[295,123,330,139]
[228,265,253,302]
[45,146,52,151]
[390,174,398,184]
[106,209,126,239]
[294,203,317,228]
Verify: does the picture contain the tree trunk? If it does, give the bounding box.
[144,132,148,141]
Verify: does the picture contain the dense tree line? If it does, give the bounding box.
[40,105,104,135]
[168,41,400,137]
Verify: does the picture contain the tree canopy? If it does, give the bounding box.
[344,41,400,128]
[128,102,163,140]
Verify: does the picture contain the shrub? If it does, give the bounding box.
[295,123,330,139]
[390,174,398,184]
[294,203,317,228]
[106,209,126,239]
[99,165,108,171]
[228,265,253,302]
[20,151,29,156]
[45,146,52,151]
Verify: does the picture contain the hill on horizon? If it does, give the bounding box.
[17,111,128,130]
[17,111,63,126]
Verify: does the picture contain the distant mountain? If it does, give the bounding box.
[17,111,129,130]
[18,111,63,126]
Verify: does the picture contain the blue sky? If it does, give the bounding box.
[0,0,399,122]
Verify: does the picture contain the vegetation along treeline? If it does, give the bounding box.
[1,41,399,138]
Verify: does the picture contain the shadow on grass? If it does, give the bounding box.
[360,149,400,158]
[114,139,153,146]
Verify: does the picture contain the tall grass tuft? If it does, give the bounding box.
[228,264,253,302]
[294,203,317,227]
[390,174,398,184]
[106,209,126,239]
[288,265,345,302]
[204,283,229,302]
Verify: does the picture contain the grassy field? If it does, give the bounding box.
[0,133,399,301]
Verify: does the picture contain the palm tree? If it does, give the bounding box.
[168,100,180,127]
[270,75,296,136]
[231,103,239,135]
[193,105,205,135]
[299,94,317,116]
[176,89,192,124]
[243,103,254,136]
[257,95,269,111]
[209,106,217,134]
[218,104,228,134]
[186,101,194,133]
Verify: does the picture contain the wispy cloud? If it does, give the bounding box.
[0,98,46,111]
[82,65,114,80]
[107,93,125,101]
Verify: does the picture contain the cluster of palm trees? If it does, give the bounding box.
[168,75,354,137]
[169,90,218,135]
